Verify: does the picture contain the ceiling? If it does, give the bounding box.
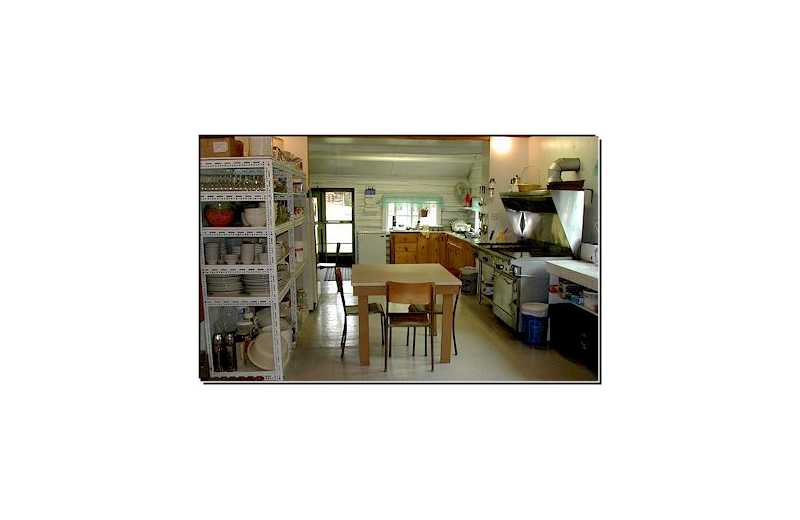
[309,137,486,179]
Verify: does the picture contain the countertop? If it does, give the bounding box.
[545,260,599,291]
[389,229,481,245]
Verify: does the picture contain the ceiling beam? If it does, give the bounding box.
[311,153,478,163]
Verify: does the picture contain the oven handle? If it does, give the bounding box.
[495,271,516,284]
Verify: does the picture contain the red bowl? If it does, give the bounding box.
[204,205,235,227]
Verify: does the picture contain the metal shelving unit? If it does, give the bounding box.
[200,155,309,381]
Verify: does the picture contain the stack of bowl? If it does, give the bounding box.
[204,242,221,265]
[240,243,255,264]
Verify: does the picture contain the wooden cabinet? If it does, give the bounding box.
[390,232,474,270]
[395,252,417,264]
[444,237,475,271]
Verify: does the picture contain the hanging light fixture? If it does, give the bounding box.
[491,136,512,153]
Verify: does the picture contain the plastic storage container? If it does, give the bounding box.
[520,302,549,347]
[583,291,598,312]
[460,266,478,294]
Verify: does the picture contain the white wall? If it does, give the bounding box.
[527,136,599,244]
[486,137,530,240]
[276,136,309,174]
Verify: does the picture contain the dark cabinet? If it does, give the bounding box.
[549,303,598,373]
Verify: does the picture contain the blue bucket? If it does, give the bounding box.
[520,303,548,347]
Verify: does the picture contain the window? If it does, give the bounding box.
[383,196,443,230]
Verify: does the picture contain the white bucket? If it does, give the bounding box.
[520,302,549,318]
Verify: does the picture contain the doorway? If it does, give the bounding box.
[312,188,355,267]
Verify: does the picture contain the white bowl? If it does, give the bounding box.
[248,331,290,370]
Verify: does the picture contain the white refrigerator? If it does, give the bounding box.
[357,231,389,264]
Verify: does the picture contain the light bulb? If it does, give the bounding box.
[491,136,512,153]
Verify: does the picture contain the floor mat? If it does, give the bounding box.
[319,267,351,281]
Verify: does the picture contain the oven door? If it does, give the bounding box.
[492,270,518,330]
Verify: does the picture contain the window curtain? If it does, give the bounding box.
[382,195,444,229]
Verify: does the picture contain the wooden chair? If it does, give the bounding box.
[335,267,385,358]
[317,242,341,269]
[385,281,435,372]
[409,267,460,355]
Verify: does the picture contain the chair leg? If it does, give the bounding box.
[340,317,347,357]
[412,328,416,356]
[406,328,409,345]
[424,326,428,357]
[385,327,390,372]
[453,319,457,355]
[389,325,392,357]
[429,326,434,372]
[380,315,385,345]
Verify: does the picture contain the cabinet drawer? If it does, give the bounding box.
[395,252,417,264]
[395,243,417,253]
[394,233,418,243]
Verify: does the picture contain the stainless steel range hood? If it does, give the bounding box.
[500,190,585,257]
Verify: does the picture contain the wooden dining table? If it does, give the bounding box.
[351,263,462,366]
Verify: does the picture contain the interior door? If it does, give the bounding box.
[311,188,355,266]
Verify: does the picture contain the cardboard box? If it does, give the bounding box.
[200,137,244,158]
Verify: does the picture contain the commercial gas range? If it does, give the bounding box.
[476,242,571,332]
[477,188,585,332]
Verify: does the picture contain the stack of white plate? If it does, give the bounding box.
[243,274,271,295]
[206,274,244,296]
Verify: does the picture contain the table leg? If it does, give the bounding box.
[440,293,454,363]
[358,295,370,366]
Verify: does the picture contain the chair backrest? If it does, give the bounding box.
[386,281,434,308]
[334,267,346,308]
